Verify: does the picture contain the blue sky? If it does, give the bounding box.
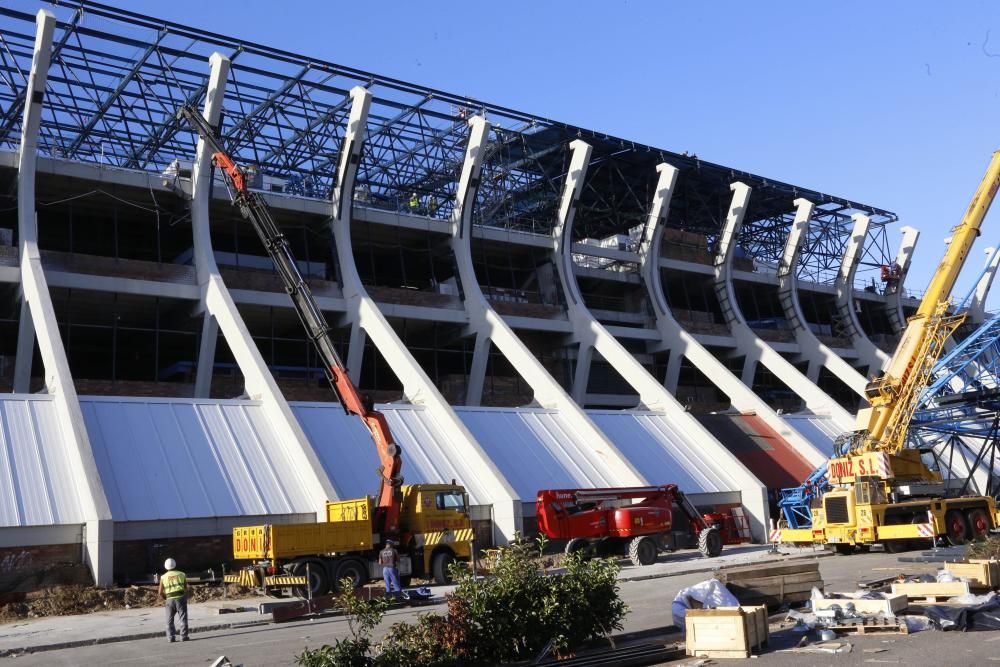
[112,0,1000,307]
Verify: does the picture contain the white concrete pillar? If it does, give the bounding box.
[447,117,647,491]
[776,200,869,391]
[969,246,1000,324]
[835,214,889,373]
[885,226,920,334]
[713,185,856,427]
[17,10,114,585]
[190,52,338,518]
[194,313,218,397]
[465,331,490,406]
[637,164,826,467]
[547,143,771,534]
[329,91,522,543]
[13,299,34,392]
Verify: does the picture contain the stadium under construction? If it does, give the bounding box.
[2,1,995,586]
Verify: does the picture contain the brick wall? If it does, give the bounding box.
[0,543,83,592]
[114,535,234,583]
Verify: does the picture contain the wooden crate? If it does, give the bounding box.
[717,561,823,608]
[945,559,1000,589]
[685,606,768,659]
[812,592,907,616]
[891,581,971,603]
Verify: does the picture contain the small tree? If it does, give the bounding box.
[296,579,390,667]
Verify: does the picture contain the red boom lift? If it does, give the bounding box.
[537,485,746,566]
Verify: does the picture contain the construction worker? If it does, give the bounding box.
[379,539,401,599]
[159,558,189,642]
[408,192,419,213]
[427,195,439,218]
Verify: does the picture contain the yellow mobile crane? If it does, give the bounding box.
[779,150,1000,553]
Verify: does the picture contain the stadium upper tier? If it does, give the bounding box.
[0,0,895,284]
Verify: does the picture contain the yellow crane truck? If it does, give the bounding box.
[778,149,1000,553]
[181,107,473,596]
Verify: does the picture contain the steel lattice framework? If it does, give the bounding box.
[0,0,898,284]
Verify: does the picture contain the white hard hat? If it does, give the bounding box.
[164,558,176,570]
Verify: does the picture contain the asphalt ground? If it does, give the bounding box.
[2,544,992,666]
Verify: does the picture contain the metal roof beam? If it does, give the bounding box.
[64,28,166,157]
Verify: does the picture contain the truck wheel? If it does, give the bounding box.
[698,527,723,558]
[967,508,991,541]
[291,561,330,598]
[564,538,593,560]
[432,551,455,585]
[833,544,855,555]
[628,536,658,566]
[334,559,368,591]
[945,510,971,546]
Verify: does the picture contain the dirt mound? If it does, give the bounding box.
[0,583,254,621]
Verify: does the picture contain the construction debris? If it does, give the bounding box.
[716,561,822,608]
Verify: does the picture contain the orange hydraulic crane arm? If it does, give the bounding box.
[177,105,403,535]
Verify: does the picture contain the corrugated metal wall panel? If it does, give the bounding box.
[290,403,483,503]
[589,411,741,494]
[0,396,85,527]
[784,415,841,456]
[81,397,313,521]
[455,407,626,499]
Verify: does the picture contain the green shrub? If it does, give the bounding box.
[296,579,390,667]
[296,540,629,667]
[373,536,628,665]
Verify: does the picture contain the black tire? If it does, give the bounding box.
[628,536,658,566]
[698,527,723,558]
[398,575,412,589]
[857,545,871,553]
[291,561,330,598]
[565,538,593,559]
[431,551,455,585]
[334,558,368,592]
[833,544,855,555]
[967,508,992,541]
[945,510,971,546]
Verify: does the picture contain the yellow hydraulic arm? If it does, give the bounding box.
[830,150,1000,483]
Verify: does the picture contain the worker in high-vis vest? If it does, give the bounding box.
[158,558,189,642]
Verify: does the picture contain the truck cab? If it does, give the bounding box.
[398,484,474,583]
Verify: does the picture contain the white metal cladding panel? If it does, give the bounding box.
[784,415,841,457]
[455,407,623,500]
[0,396,86,527]
[588,411,740,494]
[80,397,311,521]
[290,403,485,503]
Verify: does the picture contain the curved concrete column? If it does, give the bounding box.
[638,164,825,468]
[554,144,774,523]
[834,214,889,373]
[15,10,113,585]
[448,117,646,490]
[885,226,920,334]
[776,202,868,394]
[190,53,337,519]
[969,246,1000,324]
[713,184,856,426]
[329,93,521,543]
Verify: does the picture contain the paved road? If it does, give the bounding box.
[3,545,988,666]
